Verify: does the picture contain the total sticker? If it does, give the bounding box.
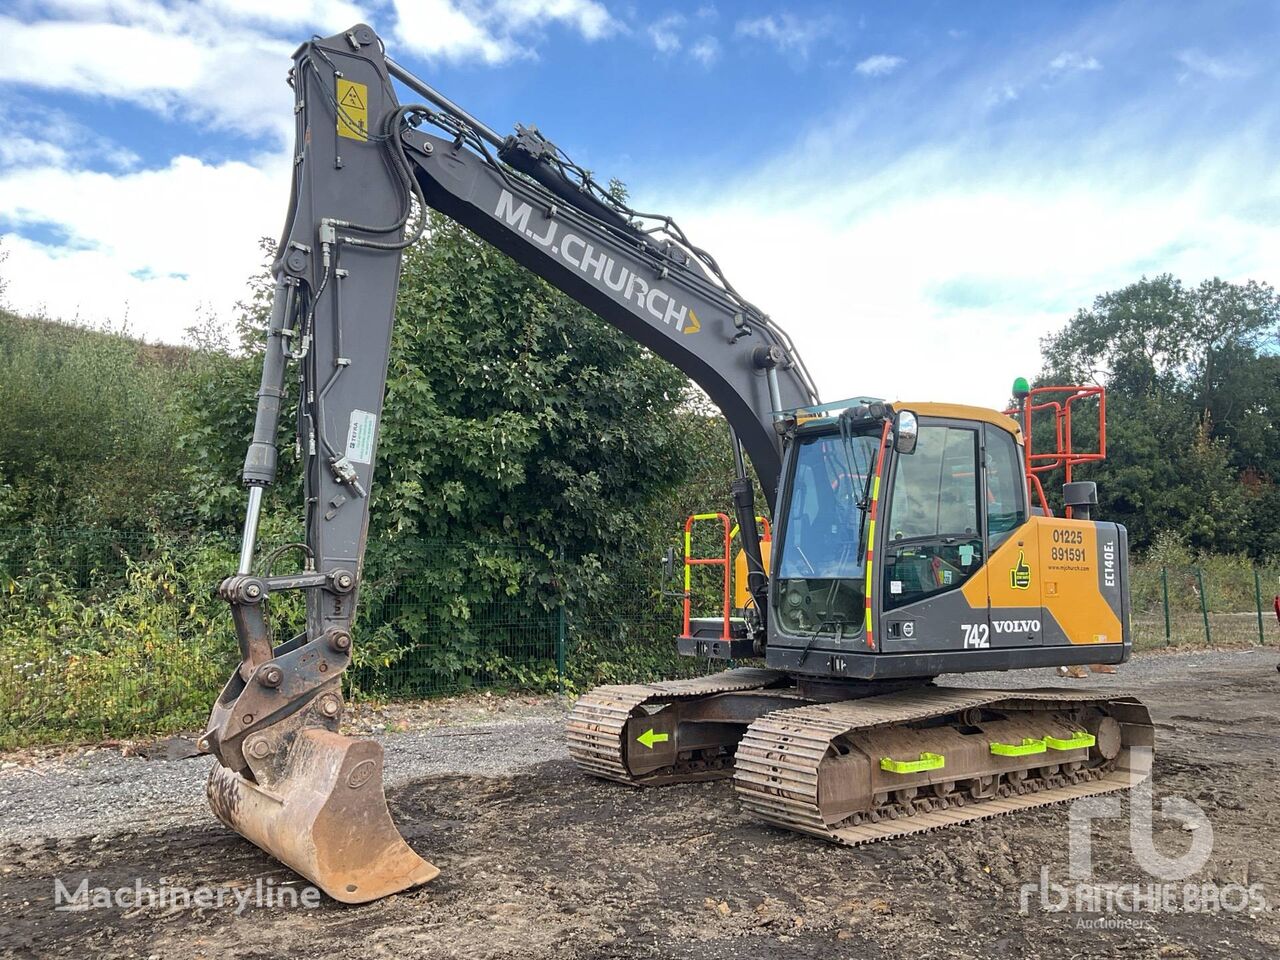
[346,409,377,465]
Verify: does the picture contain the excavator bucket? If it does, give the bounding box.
[206,729,438,904]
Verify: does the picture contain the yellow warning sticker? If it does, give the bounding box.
[336,78,369,142]
[682,308,701,335]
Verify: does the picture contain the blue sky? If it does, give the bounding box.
[0,0,1277,404]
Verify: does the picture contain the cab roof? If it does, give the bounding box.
[895,401,1022,442]
[782,397,1022,443]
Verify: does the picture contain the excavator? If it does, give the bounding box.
[199,24,1154,903]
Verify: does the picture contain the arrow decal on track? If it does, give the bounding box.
[636,728,669,749]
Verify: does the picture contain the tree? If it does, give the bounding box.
[176,240,295,531]
[1038,275,1280,558]
[0,312,188,531]
[369,213,696,586]
[176,213,707,686]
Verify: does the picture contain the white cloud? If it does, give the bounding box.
[0,0,625,342]
[0,137,68,169]
[690,36,720,67]
[497,0,617,40]
[393,0,618,64]
[0,153,287,338]
[734,13,829,58]
[1176,49,1248,81]
[648,14,683,54]
[0,98,139,171]
[855,54,905,78]
[984,84,1019,108]
[1048,51,1102,73]
[650,137,1280,407]
[0,3,332,341]
[206,0,368,29]
[0,1,620,137]
[0,12,296,141]
[393,0,513,64]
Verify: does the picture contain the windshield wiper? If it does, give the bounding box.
[855,464,876,557]
[839,414,879,557]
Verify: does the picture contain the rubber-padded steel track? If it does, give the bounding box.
[733,686,1154,845]
[566,668,783,785]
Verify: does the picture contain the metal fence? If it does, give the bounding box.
[1130,562,1280,648]
[1,527,1275,747]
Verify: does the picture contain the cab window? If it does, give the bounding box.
[777,433,878,580]
[883,424,981,610]
[985,426,1025,548]
[773,432,883,638]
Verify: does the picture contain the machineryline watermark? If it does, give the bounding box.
[54,877,322,914]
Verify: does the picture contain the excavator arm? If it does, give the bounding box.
[201,24,816,902]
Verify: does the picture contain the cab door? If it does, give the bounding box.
[878,419,986,651]
[973,422,1042,647]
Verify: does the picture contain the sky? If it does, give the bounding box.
[0,0,1277,407]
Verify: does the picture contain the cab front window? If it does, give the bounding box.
[774,431,881,637]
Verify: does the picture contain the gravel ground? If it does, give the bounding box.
[1,647,1277,960]
[0,696,569,842]
[0,648,1270,843]
[946,647,1276,687]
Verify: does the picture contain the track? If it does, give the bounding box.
[569,670,1154,847]
[564,668,784,785]
[733,687,1153,844]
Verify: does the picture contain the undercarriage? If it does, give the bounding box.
[567,669,1153,843]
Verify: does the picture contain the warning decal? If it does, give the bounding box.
[336,78,369,142]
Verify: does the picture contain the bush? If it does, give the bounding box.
[0,529,239,746]
[0,312,189,531]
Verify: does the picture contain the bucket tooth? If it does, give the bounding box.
[207,729,438,903]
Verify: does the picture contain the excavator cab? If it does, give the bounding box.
[759,396,1131,679]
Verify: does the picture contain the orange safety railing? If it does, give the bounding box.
[1006,385,1106,518]
[681,513,772,638]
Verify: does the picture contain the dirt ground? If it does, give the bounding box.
[2,649,1278,960]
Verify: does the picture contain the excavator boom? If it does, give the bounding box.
[200,23,814,902]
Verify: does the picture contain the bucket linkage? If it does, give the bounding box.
[199,570,437,904]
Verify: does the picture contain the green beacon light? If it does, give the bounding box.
[1012,376,1031,399]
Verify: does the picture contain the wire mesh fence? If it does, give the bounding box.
[1130,561,1280,649]
[1,526,1275,747]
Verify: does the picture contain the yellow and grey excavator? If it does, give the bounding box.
[200,24,1153,903]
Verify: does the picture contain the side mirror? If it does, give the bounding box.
[894,410,919,455]
[661,546,678,579]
